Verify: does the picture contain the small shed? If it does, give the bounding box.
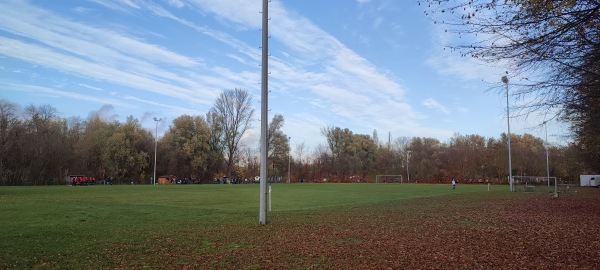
[580,175,600,187]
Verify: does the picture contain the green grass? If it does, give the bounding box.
[0,183,505,269]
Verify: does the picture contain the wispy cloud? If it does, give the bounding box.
[79,83,103,91]
[138,0,419,136]
[0,37,205,102]
[2,82,133,108]
[124,95,201,116]
[0,1,231,108]
[167,0,186,9]
[423,98,450,115]
[0,0,463,148]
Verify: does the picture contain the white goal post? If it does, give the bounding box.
[512,176,558,192]
[376,175,403,184]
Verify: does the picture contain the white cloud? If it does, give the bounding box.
[423,98,450,115]
[124,95,201,116]
[0,37,206,102]
[187,0,262,30]
[1,82,133,108]
[0,0,484,150]
[167,0,186,8]
[167,0,422,142]
[79,83,104,91]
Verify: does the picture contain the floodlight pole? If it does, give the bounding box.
[259,0,269,225]
[502,76,514,192]
[544,121,550,189]
[153,117,161,186]
[288,136,291,184]
[406,150,411,183]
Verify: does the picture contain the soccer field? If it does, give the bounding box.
[2,183,597,269]
[0,183,494,225]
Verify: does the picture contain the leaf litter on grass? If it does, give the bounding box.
[162,189,600,269]
[22,188,600,269]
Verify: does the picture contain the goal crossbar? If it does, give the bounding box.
[512,176,557,185]
[375,175,403,184]
[512,175,559,193]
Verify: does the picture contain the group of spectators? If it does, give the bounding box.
[69,176,96,186]
[212,177,248,184]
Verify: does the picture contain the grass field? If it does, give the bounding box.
[1,183,599,269]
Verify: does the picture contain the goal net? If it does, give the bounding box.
[376,175,403,184]
[512,176,557,192]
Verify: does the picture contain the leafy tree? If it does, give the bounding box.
[321,126,377,181]
[321,126,352,178]
[75,115,110,178]
[205,111,226,179]
[160,115,213,181]
[565,51,600,170]
[102,116,150,183]
[347,134,377,179]
[210,88,255,178]
[408,137,444,182]
[446,133,487,180]
[267,114,289,178]
[64,116,86,176]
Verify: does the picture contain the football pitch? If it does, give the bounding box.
[1,183,599,269]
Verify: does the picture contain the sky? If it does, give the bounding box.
[0,0,568,153]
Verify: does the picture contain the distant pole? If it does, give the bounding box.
[153,117,161,186]
[406,150,411,183]
[544,122,550,189]
[288,136,291,184]
[259,0,269,225]
[502,76,514,192]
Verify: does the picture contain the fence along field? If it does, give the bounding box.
[1,183,599,269]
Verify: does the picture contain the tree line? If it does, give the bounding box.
[0,93,591,185]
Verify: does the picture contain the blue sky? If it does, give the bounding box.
[0,0,566,151]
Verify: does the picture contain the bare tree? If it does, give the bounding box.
[210,88,255,178]
[422,1,600,114]
[0,100,20,184]
[423,0,600,170]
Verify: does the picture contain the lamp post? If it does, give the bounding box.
[288,136,291,184]
[153,117,161,186]
[502,76,513,192]
[544,121,550,189]
[406,150,411,183]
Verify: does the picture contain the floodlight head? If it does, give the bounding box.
[501,76,509,84]
[153,117,161,121]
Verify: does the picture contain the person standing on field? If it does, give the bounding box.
[452,179,456,190]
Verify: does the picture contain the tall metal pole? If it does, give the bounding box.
[502,76,513,192]
[406,150,411,183]
[288,136,291,184]
[259,0,269,225]
[153,117,161,186]
[545,122,550,189]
